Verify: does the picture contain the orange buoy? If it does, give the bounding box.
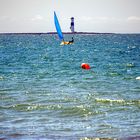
[81,63,90,70]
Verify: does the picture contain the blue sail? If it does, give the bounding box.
[54,11,64,40]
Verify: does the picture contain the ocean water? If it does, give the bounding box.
[0,33,140,140]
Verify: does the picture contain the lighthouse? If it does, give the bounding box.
[70,17,75,33]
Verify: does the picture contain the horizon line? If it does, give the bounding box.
[0,31,140,35]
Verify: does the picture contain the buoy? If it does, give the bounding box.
[81,63,90,70]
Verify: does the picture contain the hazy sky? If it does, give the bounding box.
[0,0,140,33]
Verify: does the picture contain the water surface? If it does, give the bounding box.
[0,33,140,140]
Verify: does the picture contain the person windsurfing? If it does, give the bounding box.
[54,12,75,45]
[68,37,74,44]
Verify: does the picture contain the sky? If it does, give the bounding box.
[0,0,140,33]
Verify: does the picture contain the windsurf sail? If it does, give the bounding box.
[54,11,64,40]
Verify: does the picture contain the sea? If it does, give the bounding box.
[0,33,140,140]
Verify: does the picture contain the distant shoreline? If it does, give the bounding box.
[0,32,112,35]
[47,32,113,34]
[0,32,139,35]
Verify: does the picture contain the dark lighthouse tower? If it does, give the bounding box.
[70,17,75,33]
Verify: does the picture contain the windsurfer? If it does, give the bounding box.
[61,37,74,45]
[68,37,74,44]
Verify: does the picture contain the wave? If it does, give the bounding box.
[60,105,100,117]
[0,103,102,118]
[95,98,140,105]
[0,103,62,111]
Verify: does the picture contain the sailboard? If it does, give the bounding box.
[54,11,74,45]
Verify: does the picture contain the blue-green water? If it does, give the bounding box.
[0,34,140,140]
